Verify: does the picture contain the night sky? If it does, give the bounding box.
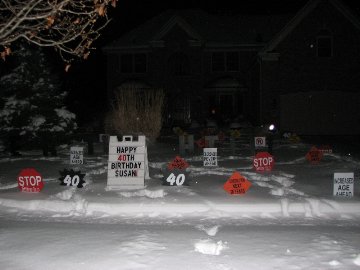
[64,0,360,129]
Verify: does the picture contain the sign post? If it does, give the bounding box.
[333,172,354,198]
[107,135,148,190]
[204,136,218,148]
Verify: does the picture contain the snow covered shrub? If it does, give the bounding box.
[0,43,77,155]
[107,86,164,140]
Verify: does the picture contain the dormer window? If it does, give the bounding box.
[317,29,332,58]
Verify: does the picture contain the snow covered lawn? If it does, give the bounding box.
[0,138,360,269]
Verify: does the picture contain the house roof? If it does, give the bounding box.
[260,0,360,54]
[103,9,293,50]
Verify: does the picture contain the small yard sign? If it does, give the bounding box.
[333,172,354,198]
[59,169,86,188]
[253,152,274,173]
[163,156,190,186]
[167,156,189,170]
[306,146,323,164]
[70,146,84,165]
[203,148,217,167]
[224,171,252,195]
[17,168,44,193]
[254,137,266,148]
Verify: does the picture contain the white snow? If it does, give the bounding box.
[194,239,227,255]
[0,139,360,269]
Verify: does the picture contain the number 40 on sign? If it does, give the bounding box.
[166,173,185,186]
[59,169,86,188]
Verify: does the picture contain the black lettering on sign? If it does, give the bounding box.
[337,185,350,191]
[115,170,137,177]
[111,162,142,170]
[116,147,137,154]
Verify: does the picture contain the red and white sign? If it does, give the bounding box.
[167,156,189,171]
[17,168,44,193]
[319,145,333,154]
[253,152,274,172]
[254,136,266,148]
[306,146,323,164]
[224,171,252,195]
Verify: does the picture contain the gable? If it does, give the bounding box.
[103,9,291,51]
[261,0,360,54]
[152,15,203,43]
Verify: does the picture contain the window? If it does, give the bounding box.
[226,52,239,71]
[120,53,147,73]
[120,54,132,73]
[317,30,332,58]
[212,52,225,72]
[168,52,189,76]
[134,54,147,73]
[211,52,239,72]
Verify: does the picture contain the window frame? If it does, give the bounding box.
[119,53,147,74]
[211,51,240,72]
[316,33,333,58]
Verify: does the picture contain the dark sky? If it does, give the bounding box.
[65,0,360,128]
[102,0,310,43]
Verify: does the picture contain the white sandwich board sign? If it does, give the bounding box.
[107,135,148,190]
[333,172,354,198]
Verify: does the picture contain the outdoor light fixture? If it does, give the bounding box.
[268,124,275,132]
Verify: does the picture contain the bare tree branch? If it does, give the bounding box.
[0,0,117,64]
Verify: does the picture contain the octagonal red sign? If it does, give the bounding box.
[253,152,274,173]
[224,171,252,195]
[17,168,44,193]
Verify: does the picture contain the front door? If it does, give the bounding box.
[219,94,234,120]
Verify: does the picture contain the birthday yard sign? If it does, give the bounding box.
[107,135,148,190]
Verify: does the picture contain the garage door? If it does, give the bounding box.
[280,91,360,135]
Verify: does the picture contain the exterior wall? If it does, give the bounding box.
[260,1,360,131]
[106,25,259,126]
[248,61,261,125]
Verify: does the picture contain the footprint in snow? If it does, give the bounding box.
[196,225,220,236]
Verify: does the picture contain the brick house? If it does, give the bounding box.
[103,0,360,135]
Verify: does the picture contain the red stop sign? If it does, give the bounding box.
[17,168,44,193]
[253,152,274,172]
